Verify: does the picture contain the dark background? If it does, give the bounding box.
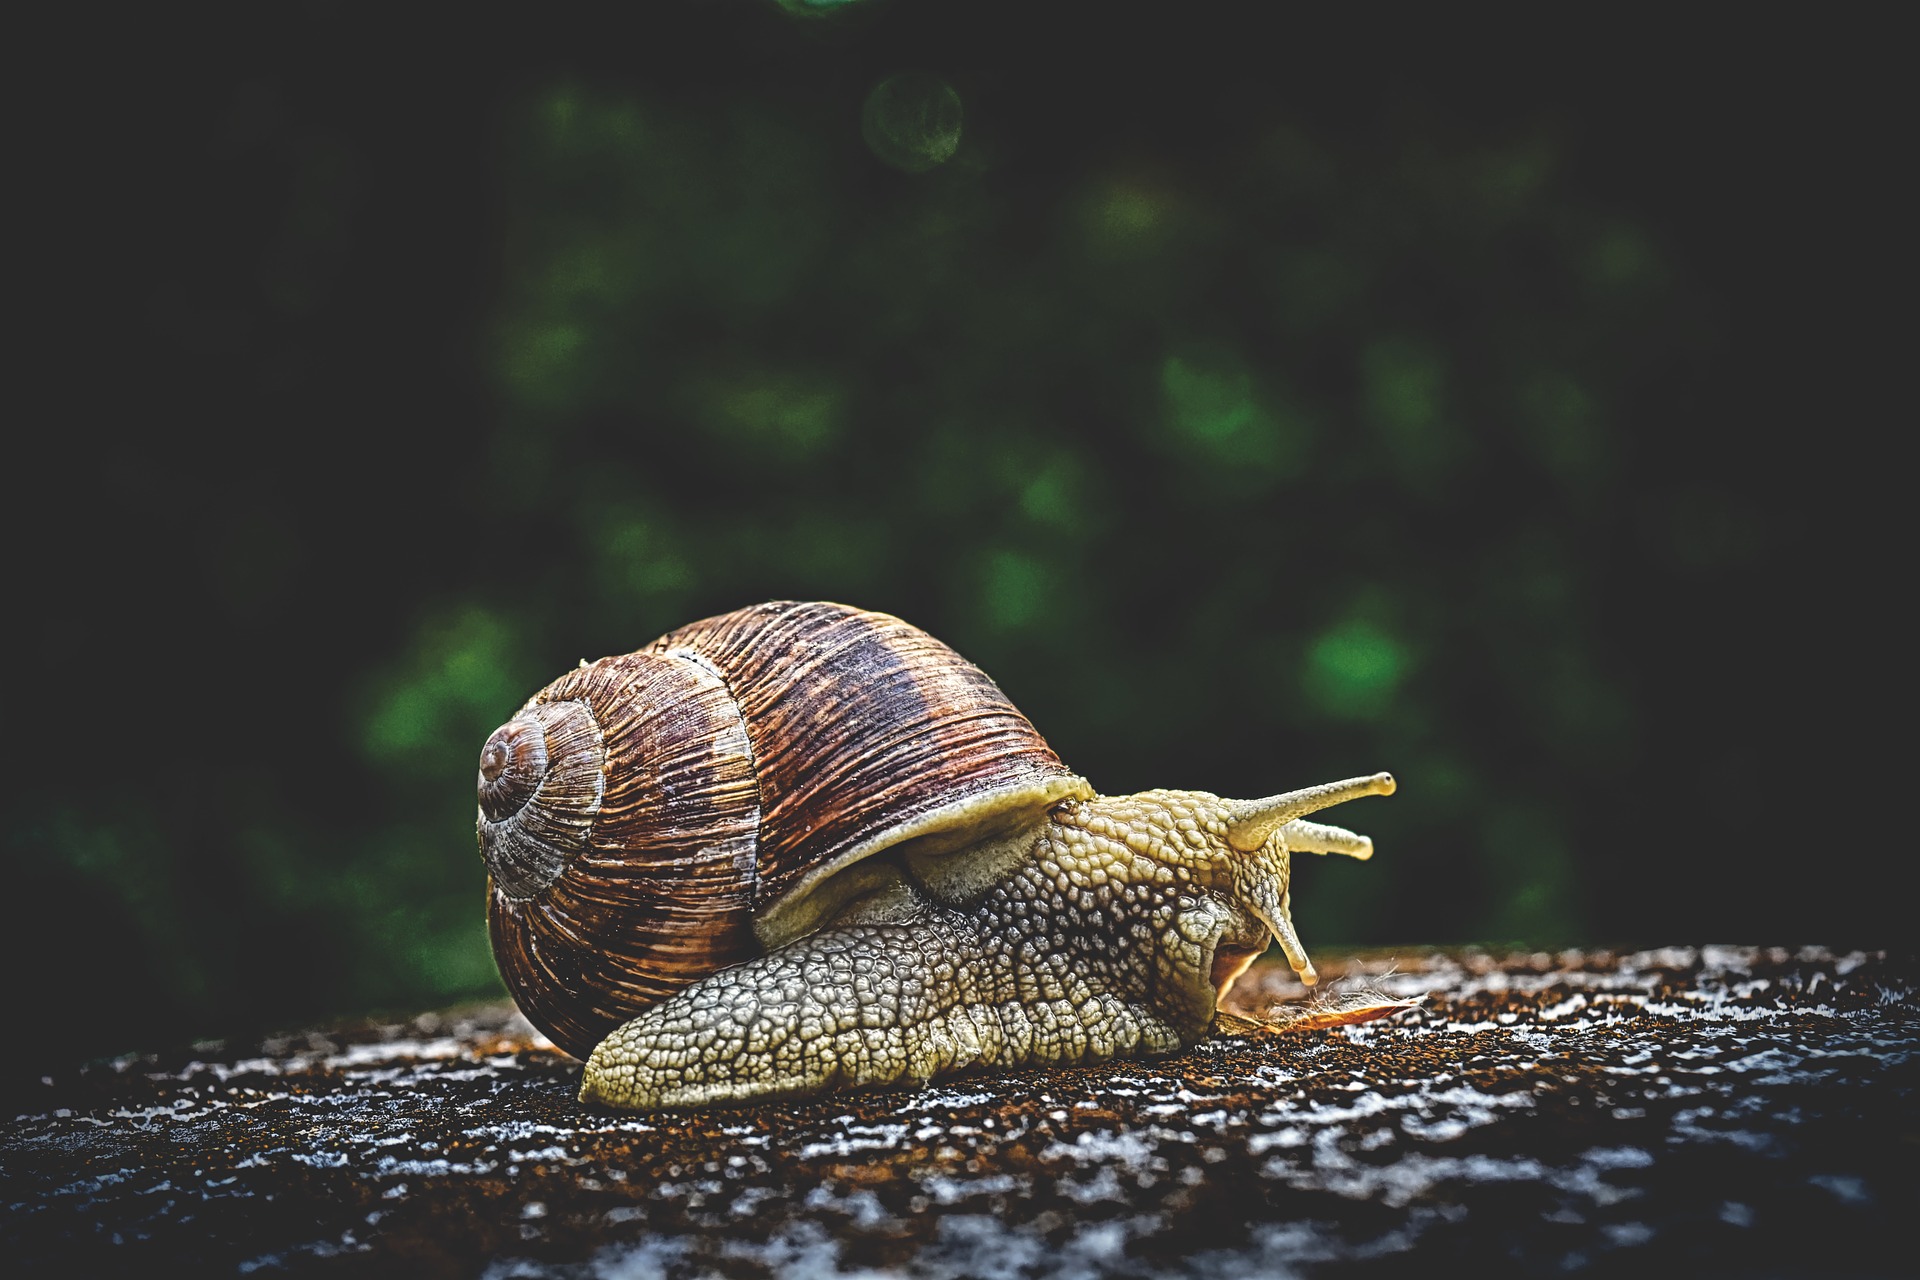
[9,4,1894,1072]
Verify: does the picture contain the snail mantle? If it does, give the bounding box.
[3,947,1911,1276]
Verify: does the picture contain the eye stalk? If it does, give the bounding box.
[1225,772,1395,853]
[1225,772,1397,987]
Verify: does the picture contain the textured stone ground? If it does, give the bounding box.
[3,946,1913,1277]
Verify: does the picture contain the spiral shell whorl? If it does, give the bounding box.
[484,651,763,1059]
[477,700,606,900]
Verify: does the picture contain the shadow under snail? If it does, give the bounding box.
[476,601,1403,1110]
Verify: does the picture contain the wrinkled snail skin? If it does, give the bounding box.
[583,791,1309,1111]
[474,601,1397,1111]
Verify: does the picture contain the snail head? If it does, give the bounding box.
[1216,772,1396,987]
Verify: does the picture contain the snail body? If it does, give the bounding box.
[477,601,1397,1110]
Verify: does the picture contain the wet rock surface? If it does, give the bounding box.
[3,946,1913,1277]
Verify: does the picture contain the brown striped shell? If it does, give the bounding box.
[478,601,1091,1060]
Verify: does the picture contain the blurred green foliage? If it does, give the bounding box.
[424,78,1663,979]
[18,5,1859,1070]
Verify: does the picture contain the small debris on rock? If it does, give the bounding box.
[2,947,1911,1276]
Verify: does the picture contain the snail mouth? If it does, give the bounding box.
[1211,945,1264,1002]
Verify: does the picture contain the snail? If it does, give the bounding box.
[477,601,1401,1110]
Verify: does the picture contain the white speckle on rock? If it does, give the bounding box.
[1809,1174,1872,1206]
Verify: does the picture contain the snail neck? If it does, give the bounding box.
[849,791,1281,1040]
[1000,791,1279,1036]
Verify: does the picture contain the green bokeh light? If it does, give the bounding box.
[363,609,524,769]
[1362,338,1444,436]
[1160,350,1309,480]
[502,321,589,412]
[698,372,844,460]
[982,550,1049,632]
[1481,806,1579,945]
[1018,455,1084,531]
[591,510,696,606]
[1303,619,1411,720]
[861,73,964,174]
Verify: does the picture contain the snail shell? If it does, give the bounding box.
[478,601,1090,1059]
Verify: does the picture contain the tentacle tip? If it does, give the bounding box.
[1298,967,1319,987]
[1371,772,1396,795]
